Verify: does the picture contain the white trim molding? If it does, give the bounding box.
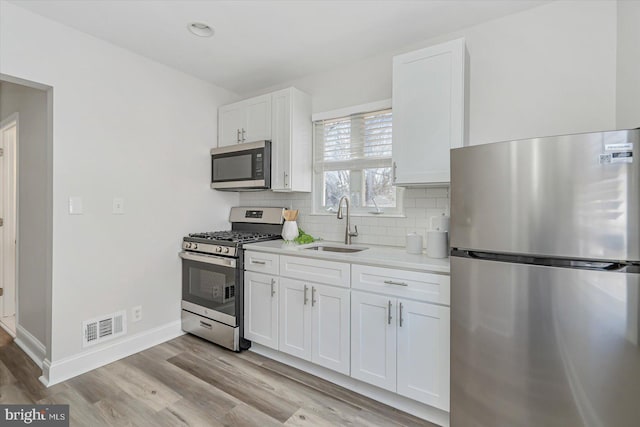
[15,324,46,369]
[39,320,184,387]
[311,99,392,122]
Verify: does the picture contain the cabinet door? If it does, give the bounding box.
[244,272,279,349]
[278,278,312,360]
[270,89,292,190]
[350,291,396,391]
[244,94,271,142]
[218,103,244,146]
[311,284,350,375]
[397,299,450,411]
[392,38,465,185]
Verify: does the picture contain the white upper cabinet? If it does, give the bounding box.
[217,88,312,191]
[392,38,467,186]
[270,87,312,192]
[218,94,271,146]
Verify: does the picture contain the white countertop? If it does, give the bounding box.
[243,240,450,274]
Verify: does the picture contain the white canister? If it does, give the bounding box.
[406,232,423,254]
[282,220,298,241]
[426,231,449,258]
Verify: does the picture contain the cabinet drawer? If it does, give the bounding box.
[280,255,350,288]
[245,251,279,275]
[351,264,449,305]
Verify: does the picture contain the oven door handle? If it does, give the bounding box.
[179,251,237,268]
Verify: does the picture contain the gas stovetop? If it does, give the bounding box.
[181,207,285,257]
[186,230,281,245]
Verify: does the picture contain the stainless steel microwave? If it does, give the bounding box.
[210,140,271,191]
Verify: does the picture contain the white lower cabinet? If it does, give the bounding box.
[351,290,450,411]
[244,272,279,349]
[278,278,312,360]
[245,253,450,416]
[350,291,397,391]
[397,299,450,411]
[278,278,350,375]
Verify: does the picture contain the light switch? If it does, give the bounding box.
[112,197,125,215]
[69,196,83,215]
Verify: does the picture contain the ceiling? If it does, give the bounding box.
[10,0,549,95]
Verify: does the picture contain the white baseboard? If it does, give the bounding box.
[40,320,184,387]
[15,324,46,369]
[251,344,450,427]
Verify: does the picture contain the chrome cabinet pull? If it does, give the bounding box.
[270,278,276,297]
[311,287,317,306]
[284,171,289,187]
[384,280,408,287]
[399,302,404,327]
[304,285,308,305]
[242,128,246,142]
[237,129,241,143]
[387,300,392,325]
[393,161,397,182]
[251,260,266,265]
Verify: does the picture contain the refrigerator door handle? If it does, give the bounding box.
[451,249,637,273]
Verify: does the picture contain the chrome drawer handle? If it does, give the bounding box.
[200,321,213,330]
[252,260,266,265]
[399,302,404,327]
[384,280,408,287]
[304,285,309,305]
[271,278,276,297]
[387,300,392,324]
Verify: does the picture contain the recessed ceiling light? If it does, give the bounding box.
[188,22,214,38]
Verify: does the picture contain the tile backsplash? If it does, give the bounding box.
[239,187,449,248]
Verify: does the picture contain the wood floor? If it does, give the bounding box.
[0,329,436,426]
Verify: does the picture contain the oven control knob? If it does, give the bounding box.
[192,243,198,250]
[185,242,191,249]
[216,246,222,253]
[224,247,230,254]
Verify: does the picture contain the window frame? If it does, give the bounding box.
[311,100,404,216]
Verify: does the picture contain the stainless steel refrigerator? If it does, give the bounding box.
[450,129,640,427]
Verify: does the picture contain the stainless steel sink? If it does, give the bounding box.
[305,245,368,253]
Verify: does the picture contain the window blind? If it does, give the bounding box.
[314,109,392,172]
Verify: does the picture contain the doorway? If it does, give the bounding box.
[0,114,17,336]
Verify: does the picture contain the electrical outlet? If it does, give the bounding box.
[132,306,142,322]
[112,197,125,214]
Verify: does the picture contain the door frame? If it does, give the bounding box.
[0,112,19,336]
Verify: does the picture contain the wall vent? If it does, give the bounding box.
[82,310,127,347]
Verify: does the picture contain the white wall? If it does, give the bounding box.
[0,82,48,346]
[616,0,640,129]
[0,1,240,369]
[246,0,618,144]
[241,0,618,247]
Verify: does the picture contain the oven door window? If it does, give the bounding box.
[182,258,237,319]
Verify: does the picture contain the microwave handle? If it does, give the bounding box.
[179,251,237,268]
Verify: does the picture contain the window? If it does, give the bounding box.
[313,107,401,214]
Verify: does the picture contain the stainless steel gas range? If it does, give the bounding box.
[180,207,284,351]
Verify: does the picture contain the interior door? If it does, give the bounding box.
[350,290,396,391]
[0,118,17,323]
[311,284,350,375]
[278,278,311,360]
[451,255,640,427]
[397,299,450,410]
